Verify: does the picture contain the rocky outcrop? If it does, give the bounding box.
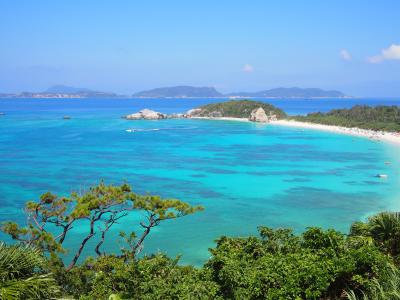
[186,108,202,116]
[249,107,278,123]
[249,107,268,122]
[125,109,167,120]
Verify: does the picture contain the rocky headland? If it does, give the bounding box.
[124,100,285,123]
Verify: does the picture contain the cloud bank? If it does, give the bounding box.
[368,44,400,63]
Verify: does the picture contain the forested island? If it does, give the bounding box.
[124,100,400,134]
[189,100,287,119]
[1,182,399,299]
[292,105,400,132]
[124,100,287,122]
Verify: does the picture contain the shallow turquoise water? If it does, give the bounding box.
[1,99,400,265]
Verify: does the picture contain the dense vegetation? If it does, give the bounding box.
[193,100,287,119]
[0,243,60,299]
[1,183,400,299]
[293,105,400,132]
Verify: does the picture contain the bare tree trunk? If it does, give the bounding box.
[133,216,157,255]
[95,230,106,256]
[59,220,74,244]
[66,232,94,271]
[66,217,96,271]
[134,226,151,253]
[94,212,126,256]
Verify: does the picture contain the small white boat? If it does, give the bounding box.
[376,174,388,178]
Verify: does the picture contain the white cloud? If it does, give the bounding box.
[242,64,254,73]
[367,44,400,63]
[340,49,351,61]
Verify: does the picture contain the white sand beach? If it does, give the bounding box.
[191,116,251,122]
[190,117,400,146]
[270,119,400,146]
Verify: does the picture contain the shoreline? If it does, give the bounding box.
[190,116,251,122]
[190,116,400,146]
[271,120,400,146]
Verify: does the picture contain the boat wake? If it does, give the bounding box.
[125,126,197,133]
[125,128,160,133]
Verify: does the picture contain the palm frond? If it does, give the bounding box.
[0,243,60,299]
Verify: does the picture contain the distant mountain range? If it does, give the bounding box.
[226,87,345,98]
[0,85,348,99]
[133,86,346,98]
[132,86,222,98]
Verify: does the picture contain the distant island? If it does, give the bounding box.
[226,87,346,98]
[124,100,286,122]
[133,86,347,98]
[0,85,348,99]
[0,85,122,99]
[132,86,223,98]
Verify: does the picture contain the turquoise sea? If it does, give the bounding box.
[0,98,399,265]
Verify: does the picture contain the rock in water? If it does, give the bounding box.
[125,109,166,120]
[249,107,269,122]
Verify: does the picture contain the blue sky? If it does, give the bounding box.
[0,1,399,96]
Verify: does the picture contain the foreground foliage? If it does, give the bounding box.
[206,227,391,299]
[350,212,400,261]
[1,182,400,299]
[293,105,400,131]
[45,225,394,299]
[0,243,59,299]
[346,265,400,300]
[60,254,221,299]
[1,182,202,271]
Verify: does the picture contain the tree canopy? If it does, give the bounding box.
[192,100,287,119]
[0,182,203,271]
[293,105,400,132]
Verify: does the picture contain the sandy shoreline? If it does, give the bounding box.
[190,116,400,146]
[272,120,400,146]
[190,116,250,122]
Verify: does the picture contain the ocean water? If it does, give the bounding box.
[0,98,400,265]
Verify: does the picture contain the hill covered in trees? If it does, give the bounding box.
[190,100,287,119]
[293,105,400,132]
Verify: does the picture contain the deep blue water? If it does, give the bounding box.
[0,97,399,265]
[1,97,400,117]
